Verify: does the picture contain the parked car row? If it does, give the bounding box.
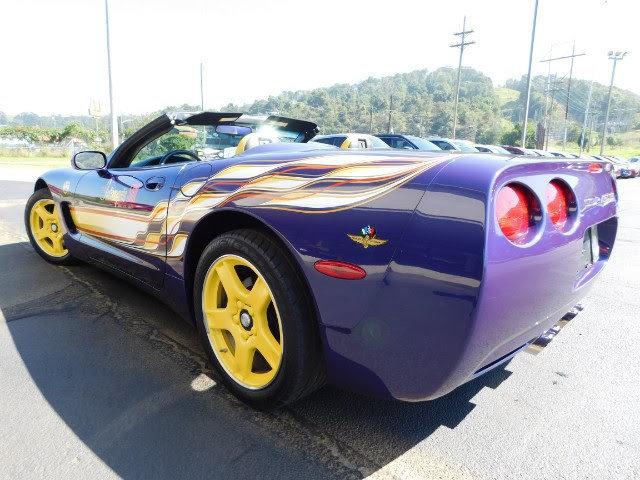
[309,133,639,180]
[595,155,639,179]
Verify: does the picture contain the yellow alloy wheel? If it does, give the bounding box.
[29,199,68,258]
[202,254,283,389]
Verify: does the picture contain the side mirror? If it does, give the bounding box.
[72,151,107,170]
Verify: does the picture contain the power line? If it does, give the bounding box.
[540,41,587,147]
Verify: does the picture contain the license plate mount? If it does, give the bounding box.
[580,226,599,271]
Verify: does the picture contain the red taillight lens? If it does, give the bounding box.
[496,184,531,243]
[546,180,569,229]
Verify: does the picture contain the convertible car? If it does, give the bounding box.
[25,112,618,408]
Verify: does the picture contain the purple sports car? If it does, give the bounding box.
[24,112,618,408]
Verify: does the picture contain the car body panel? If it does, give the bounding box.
[32,114,618,402]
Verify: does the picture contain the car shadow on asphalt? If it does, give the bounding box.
[1,241,512,479]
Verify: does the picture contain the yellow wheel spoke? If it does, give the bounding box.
[52,240,65,256]
[205,307,235,332]
[215,260,250,303]
[247,277,271,313]
[254,329,281,370]
[233,342,255,379]
[34,204,51,222]
[33,229,48,241]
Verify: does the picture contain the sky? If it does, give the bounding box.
[1,0,638,116]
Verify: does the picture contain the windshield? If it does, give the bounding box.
[196,124,306,159]
[405,135,441,151]
[491,146,512,154]
[203,126,302,150]
[430,139,455,150]
[451,140,479,152]
[367,136,392,149]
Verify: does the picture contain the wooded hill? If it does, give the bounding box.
[2,67,639,147]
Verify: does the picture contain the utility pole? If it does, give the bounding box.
[579,79,594,156]
[600,51,628,155]
[542,46,553,147]
[544,74,563,150]
[387,95,393,134]
[369,105,373,134]
[563,42,576,147]
[104,0,118,150]
[199,61,204,110]
[540,44,586,148]
[450,16,475,139]
[521,0,539,148]
[587,114,597,152]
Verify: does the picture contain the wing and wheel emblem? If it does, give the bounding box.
[347,225,388,249]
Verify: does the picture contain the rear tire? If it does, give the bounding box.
[193,229,324,409]
[25,188,77,265]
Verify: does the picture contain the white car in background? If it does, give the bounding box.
[474,144,512,154]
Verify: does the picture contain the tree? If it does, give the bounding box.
[501,123,536,148]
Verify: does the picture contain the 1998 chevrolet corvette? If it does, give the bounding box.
[25,112,618,408]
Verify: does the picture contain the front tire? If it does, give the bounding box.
[25,188,76,265]
[193,229,324,409]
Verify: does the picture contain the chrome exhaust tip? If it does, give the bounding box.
[526,305,582,355]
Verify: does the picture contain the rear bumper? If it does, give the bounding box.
[322,253,609,402]
[321,158,618,402]
[322,211,617,402]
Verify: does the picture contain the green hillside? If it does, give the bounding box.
[222,68,506,144]
[221,67,640,148]
[2,67,639,154]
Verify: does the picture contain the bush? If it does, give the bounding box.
[606,136,624,147]
[501,123,536,148]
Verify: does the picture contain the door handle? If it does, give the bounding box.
[145,176,165,191]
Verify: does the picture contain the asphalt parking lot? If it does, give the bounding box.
[0,173,638,480]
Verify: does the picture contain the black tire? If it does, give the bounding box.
[193,229,325,409]
[25,188,78,265]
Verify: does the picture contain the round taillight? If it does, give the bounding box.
[546,180,570,229]
[496,184,532,243]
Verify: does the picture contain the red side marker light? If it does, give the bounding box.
[588,163,603,173]
[314,260,366,280]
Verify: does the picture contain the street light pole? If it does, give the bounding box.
[104,0,118,150]
[599,51,628,155]
[521,0,539,148]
